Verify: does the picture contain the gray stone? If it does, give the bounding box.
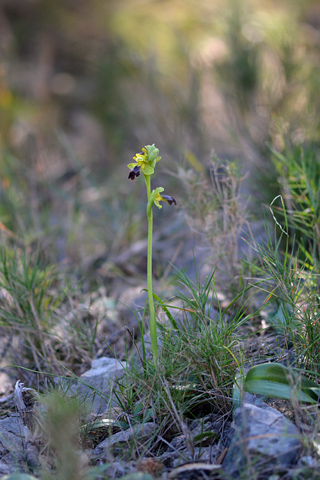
[0,415,29,459]
[0,463,16,476]
[75,357,127,414]
[223,402,301,478]
[93,422,158,461]
[0,415,39,475]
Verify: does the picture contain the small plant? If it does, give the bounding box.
[128,144,176,363]
[39,391,88,480]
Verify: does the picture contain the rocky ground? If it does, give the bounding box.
[0,350,318,480]
[0,178,318,479]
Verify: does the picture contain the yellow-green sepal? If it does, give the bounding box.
[147,187,164,215]
[143,164,154,176]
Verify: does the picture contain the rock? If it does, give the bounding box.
[0,415,31,466]
[93,422,158,461]
[0,414,39,474]
[0,464,17,476]
[75,357,127,414]
[222,401,301,478]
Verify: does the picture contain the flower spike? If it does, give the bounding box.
[126,143,176,365]
[127,144,161,179]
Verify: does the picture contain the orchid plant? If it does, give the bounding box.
[128,144,176,363]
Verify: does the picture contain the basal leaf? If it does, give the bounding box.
[243,363,320,404]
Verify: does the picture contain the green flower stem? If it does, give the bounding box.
[144,174,159,363]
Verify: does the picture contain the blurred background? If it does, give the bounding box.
[0,0,320,309]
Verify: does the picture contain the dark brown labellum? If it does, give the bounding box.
[162,195,177,205]
[128,165,141,180]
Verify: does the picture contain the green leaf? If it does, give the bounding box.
[243,363,320,404]
[193,431,218,443]
[1,475,39,480]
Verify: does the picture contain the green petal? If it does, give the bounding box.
[142,164,154,175]
[127,163,137,169]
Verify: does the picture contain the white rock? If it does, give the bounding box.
[76,357,127,414]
